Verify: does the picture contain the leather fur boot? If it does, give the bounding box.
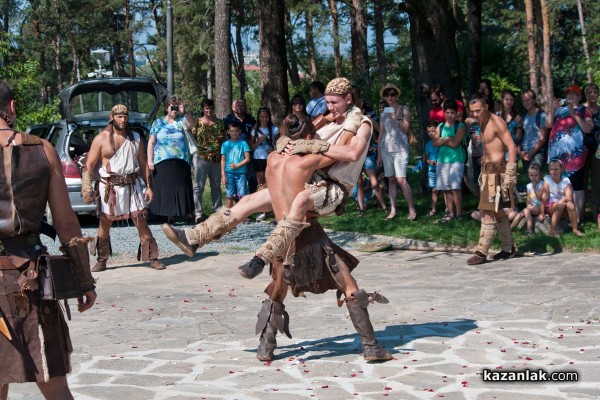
[493,216,516,260]
[91,236,111,272]
[255,299,292,361]
[345,289,393,362]
[468,222,496,265]
[139,237,165,270]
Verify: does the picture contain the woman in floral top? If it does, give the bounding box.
[546,84,594,222]
[192,98,226,223]
[148,95,196,222]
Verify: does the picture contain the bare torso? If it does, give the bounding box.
[481,113,512,163]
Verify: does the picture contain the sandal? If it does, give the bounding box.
[358,209,365,217]
[440,213,454,223]
[428,210,437,217]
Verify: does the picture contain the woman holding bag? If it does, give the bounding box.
[147,95,196,223]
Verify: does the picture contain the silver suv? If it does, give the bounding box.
[29,77,167,223]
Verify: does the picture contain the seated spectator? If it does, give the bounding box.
[542,159,583,237]
[511,164,544,234]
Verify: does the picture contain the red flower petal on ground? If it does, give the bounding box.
[525,357,533,361]
[321,385,329,389]
[462,381,468,387]
[351,374,357,377]
[384,387,392,390]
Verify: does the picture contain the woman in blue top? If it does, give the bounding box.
[147,95,196,222]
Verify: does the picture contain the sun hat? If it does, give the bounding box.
[380,83,401,98]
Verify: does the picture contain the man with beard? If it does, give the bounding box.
[82,104,165,271]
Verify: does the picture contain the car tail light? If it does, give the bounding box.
[61,159,81,178]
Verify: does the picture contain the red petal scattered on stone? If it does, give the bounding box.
[476,331,481,334]
[265,361,272,366]
[359,370,364,373]
[229,371,234,374]
[207,289,211,292]
[351,374,357,377]
[136,309,142,312]
[111,304,116,307]
[303,370,310,373]
[403,366,408,369]
[383,394,389,397]
[501,349,506,352]
[461,381,468,387]
[496,366,503,369]
[148,308,154,311]
[569,361,574,364]
[487,342,493,344]
[525,357,533,361]
[384,387,392,391]
[430,308,435,310]
[558,334,564,339]
[580,349,585,352]
[183,299,189,303]
[321,385,329,389]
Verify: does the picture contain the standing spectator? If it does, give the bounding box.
[192,98,226,223]
[290,94,309,121]
[356,104,387,215]
[582,83,600,227]
[306,81,327,119]
[147,95,196,223]
[377,83,417,221]
[497,89,522,160]
[221,120,251,208]
[250,107,279,221]
[0,80,96,399]
[224,99,257,193]
[424,121,441,216]
[429,84,466,123]
[518,89,548,175]
[546,84,594,222]
[479,78,497,112]
[432,99,467,221]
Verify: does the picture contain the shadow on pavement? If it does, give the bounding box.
[244,319,477,361]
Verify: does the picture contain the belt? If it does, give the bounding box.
[0,233,40,270]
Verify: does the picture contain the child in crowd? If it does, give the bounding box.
[424,121,440,216]
[221,120,251,208]
[542,159,583,237]
[511,164,544,234]
[251,107,279,221]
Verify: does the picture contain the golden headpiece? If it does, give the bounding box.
[111,104,128,115]
[325,77,353,95]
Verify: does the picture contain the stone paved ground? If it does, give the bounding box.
[7,247,600,400]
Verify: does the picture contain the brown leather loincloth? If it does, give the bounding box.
[264,218,358,302]
[478,161,512,211]
[0,269,72,384]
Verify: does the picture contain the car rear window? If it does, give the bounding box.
[68,90,157,116]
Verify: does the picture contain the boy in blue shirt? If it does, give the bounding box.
[221,120,251,208]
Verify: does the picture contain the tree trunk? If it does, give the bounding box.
[534,0,546,100]
[286,11,301,87]
[404,0,462,140]
[329,0,342,77]
[540,0,553,107]
[466,0,482,96]
[305,9,318,81]
[125,0,136,77]
[233,13,247,100]
[257,0,288,125]
[214,0,232,119]
[576,0,592,83]
[524,0,538,94]
[350,0,368,84]
[373,0,387,84]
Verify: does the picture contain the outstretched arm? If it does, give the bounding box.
[315,120,372,162]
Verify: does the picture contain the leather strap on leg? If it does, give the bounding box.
[138,237,158,262]
[255,299,292,339]
[256,216,309,264]
[475,222,496,256]
[191,208,236,245]
[496,216,514,252]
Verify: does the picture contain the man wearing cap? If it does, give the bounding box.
[466,94,518,266]
[82,104,165,271]
[163,77,393,362]
[545,84,594,221]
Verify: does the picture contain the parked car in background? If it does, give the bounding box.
[28,77,167,223]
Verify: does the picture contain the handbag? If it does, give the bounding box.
[185,130,198,155]
[37,254,83,301]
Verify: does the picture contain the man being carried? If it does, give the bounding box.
[163,78,392,362]
[467,94,518,265]
[83,104,165,271]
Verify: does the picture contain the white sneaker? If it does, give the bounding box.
[256,213,266,222]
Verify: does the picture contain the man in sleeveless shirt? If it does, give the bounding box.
[82,104,165,271]
[0,81,96,400]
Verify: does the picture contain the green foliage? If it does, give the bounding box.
[0,32,60,130]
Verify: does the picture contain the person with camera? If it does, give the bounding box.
[147,95,196,223]
[0,81,96,400]
[546,84,594,222]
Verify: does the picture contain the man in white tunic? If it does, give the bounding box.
[82,104,165,271]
